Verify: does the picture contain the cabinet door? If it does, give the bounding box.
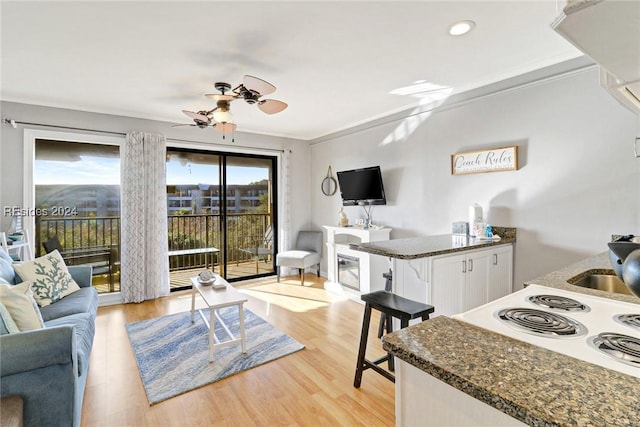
[488,245,513,302]
[430,254,466,316]
[463,250,491,312]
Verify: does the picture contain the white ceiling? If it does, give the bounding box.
[1,1,582,140]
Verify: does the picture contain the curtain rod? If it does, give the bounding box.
[2,118,287,154]
[3,118,126,136]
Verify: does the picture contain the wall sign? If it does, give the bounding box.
[451,146,518,175]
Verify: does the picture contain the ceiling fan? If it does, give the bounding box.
[177,75,287,140]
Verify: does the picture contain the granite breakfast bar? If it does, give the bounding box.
[351,226,517,318]
[377,251,640,426]
[350,226,517,260]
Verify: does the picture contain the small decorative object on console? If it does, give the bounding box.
[198,269,214,285]
[339,207,349,227]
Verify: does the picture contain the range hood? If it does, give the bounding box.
[552,0,640,114]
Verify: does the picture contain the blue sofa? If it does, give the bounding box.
[0,265,98,427]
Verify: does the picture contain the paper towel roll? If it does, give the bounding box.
[468,204,483,236]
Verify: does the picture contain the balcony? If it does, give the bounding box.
[36,212,273,293]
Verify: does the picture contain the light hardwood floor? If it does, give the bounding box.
[82,274,395,426]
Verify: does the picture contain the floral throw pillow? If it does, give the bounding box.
[13,250,81,307]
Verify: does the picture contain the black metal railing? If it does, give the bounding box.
[36,213,273,286]
[167,214,220,271]
[36,216,121,257]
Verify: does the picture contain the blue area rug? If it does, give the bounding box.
[126,307,305,404]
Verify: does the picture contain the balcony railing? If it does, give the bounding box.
[36,212,273,292]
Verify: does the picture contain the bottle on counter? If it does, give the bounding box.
[339,207,349,227]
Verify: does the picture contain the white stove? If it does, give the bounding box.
[453,284,640,378]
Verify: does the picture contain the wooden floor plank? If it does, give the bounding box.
[81,274,395,426]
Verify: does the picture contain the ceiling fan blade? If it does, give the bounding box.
[243,75,276,96]
[204,94,235,102]
[182,110,209,122]
[213,122,237,134]
[258,99,288,114]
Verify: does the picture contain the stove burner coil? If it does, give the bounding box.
[527,295,590,312]
[497,308,587,338]
[591,332,640,368]
[615,314,640,331]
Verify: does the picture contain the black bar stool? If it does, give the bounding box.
[354,290,435,388]
[377,269,393,338]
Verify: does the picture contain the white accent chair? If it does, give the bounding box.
[276,231,322,285]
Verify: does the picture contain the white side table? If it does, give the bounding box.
[190,276,248,363]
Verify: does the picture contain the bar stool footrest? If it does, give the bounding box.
[363,357,396,382]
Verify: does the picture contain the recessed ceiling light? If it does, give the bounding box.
[449,20,475,36]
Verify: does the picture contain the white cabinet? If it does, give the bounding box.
[430,249,492,316]
[429,253,465,316]
[487,245,513,302]
[396,360,526,426]
[429,245,513,316]
[462,249,492,312]
[393,244,513,317]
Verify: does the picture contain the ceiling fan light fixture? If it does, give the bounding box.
[212,109,232,124]
[449,20,475,36]
[180,75,285,138]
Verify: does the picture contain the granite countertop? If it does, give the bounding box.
[383,252,640,426]
[351,226,516,259]
[524,251,639,305]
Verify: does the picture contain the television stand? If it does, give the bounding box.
[323,225,391,300]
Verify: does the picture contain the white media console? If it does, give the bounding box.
[323,225,391,299]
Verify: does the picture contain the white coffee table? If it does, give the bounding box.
[190,276,248,363]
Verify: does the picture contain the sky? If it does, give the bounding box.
[35,155,269,186]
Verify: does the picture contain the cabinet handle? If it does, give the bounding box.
[462,260,466,273]
[493,254,498,266]
[468,259,473,272]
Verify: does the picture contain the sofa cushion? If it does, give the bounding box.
[45,312,95,376]
[0,303,20,334]
[0,255,15,284]
[13,250,80,307]
[0,248,13,264]
[39,286,98,322]
[0,282,45,331]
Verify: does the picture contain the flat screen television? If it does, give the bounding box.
[336,166,386,206]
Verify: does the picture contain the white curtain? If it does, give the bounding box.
[279,149,294,276]
[120,131,169,303]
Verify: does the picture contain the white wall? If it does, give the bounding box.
[310,68,640,289]
[3,68,639,292]
[0,101,311,245]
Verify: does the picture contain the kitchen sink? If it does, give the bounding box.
[570,273,632,295]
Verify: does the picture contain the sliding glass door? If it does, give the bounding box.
[225,155,276,280]
[166,149,277,289]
